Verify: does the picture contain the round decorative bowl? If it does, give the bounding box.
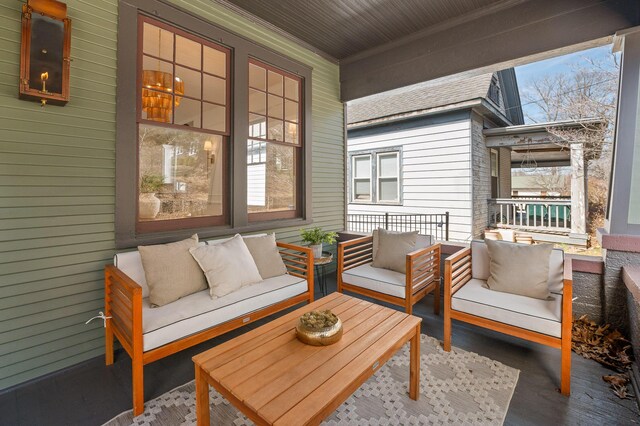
[296,315,343,346]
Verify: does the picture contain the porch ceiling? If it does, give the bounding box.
[511,144,571,168]
[217,0,506,60]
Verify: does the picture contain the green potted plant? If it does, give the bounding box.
[300,227,338,258]
[139,174,164,219]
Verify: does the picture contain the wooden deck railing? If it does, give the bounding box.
[488,198,572,232]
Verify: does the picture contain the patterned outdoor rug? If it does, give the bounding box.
[104,335,519,425]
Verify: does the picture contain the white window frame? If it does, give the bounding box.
[376,152,400,203]
[351,154,372,202]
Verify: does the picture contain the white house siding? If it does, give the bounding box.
[499,147,512,197]
[347,117,473,241]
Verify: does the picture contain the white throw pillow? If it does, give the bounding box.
[190,234,263,299]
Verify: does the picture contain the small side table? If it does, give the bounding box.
[314,251,333,296]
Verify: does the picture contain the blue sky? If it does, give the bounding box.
[514,45,616,123]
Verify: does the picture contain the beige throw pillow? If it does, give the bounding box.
[138,234,207,307]
[371,228,418,274]
[485,239,553,300]
[190,234,263,299]
[243,234,287,279]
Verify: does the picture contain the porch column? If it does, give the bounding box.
[598,30,640,371]
[569,143,587,236]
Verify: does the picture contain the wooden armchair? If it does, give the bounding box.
[337,235,441,315]
[443,241,572,395]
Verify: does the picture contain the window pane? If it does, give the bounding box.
[249,88,266,115]
[268,118,284,141]
[138,124,223,221]
[285,100,298,123]
[175,35,201,70]
[379,178,398,201]
[285,76,298,101]
[284,122,298,144]
[491,151,499,177]
[268,94,283,119]
[249,63,266,90]
[143,23,173,61]
[141,89,174,123]
[203,103,225,132]
[353,156,371,178]
[248,143,296,213]
[247,139,267,165]
[268,70,283,95]
[203,74,225,104]
[175,66,201,99]
[174,98,201,127]
[203,46,226,77]
[249,114,267,138]
[354,179,371,200]
[379,154,398,177]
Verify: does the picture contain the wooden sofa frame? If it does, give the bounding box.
[104,241,314,416]
[337,235,441,315]
[443,246,573,395]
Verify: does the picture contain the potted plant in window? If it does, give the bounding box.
[300,227,338,259]
[139,174,164,219]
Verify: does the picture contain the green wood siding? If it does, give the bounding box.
[0,0,344,390]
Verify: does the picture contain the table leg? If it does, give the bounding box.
[409,324,420,400]
[195,365,210,426]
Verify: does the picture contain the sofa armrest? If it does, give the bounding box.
[338,236,373,273]
[104,265,143,357]
[406,243,440,295]
[277,242,314,299]
[444,247,472,298]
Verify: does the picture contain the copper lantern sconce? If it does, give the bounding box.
[19,0,71,106]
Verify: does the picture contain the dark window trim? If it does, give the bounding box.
[347,147,403,206]
[116,0,313,248]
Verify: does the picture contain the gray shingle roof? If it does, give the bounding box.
[347,73,494,125]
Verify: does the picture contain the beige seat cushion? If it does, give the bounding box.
[242,234,287,279]
[371,229,418,274]
[190,234,263,299]
[452,278,562,337]
[342,263,406,298]
[485,239,553,300]
[138,234,207,307]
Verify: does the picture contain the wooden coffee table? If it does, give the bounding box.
[193,293,422,425]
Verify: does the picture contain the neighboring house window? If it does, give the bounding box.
[137,17,230,233]
[350,150,401,204]
[352,154,372,201]
[377,152,400,202]
[488,75,501,107]
[491,149,499,198]
[247,59,302,221]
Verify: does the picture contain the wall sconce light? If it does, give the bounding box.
[203,139,220,165]
[20,0,72,107]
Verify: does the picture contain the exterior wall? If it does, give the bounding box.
[0,0,343,390]
[471,116,491,239]
[573,271,605,323]
[602,250,640,333]
[347,114,473,241]
[499,147,511,197]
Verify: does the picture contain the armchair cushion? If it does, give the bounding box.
[485,239,553,300]
[471,241,565,295]
[341,263,406,298]
[452,278,562,337]
[371,229,418,273]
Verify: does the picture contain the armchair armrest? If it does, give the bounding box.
[338,236,374,272]
[104,265,143,357]
[277,242,314,299]
[562,256,573,322]
[444,247,472,298]
[406,243,441,294]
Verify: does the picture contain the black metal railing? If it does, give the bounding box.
[346,212,449,241]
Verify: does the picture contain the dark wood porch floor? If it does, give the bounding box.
[0,275,638,426]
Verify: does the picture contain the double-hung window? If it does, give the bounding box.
[350,150,401,204]
[136,17,230,232]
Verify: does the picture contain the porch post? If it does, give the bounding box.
[569,143,587,236]
[598,29,640,367]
